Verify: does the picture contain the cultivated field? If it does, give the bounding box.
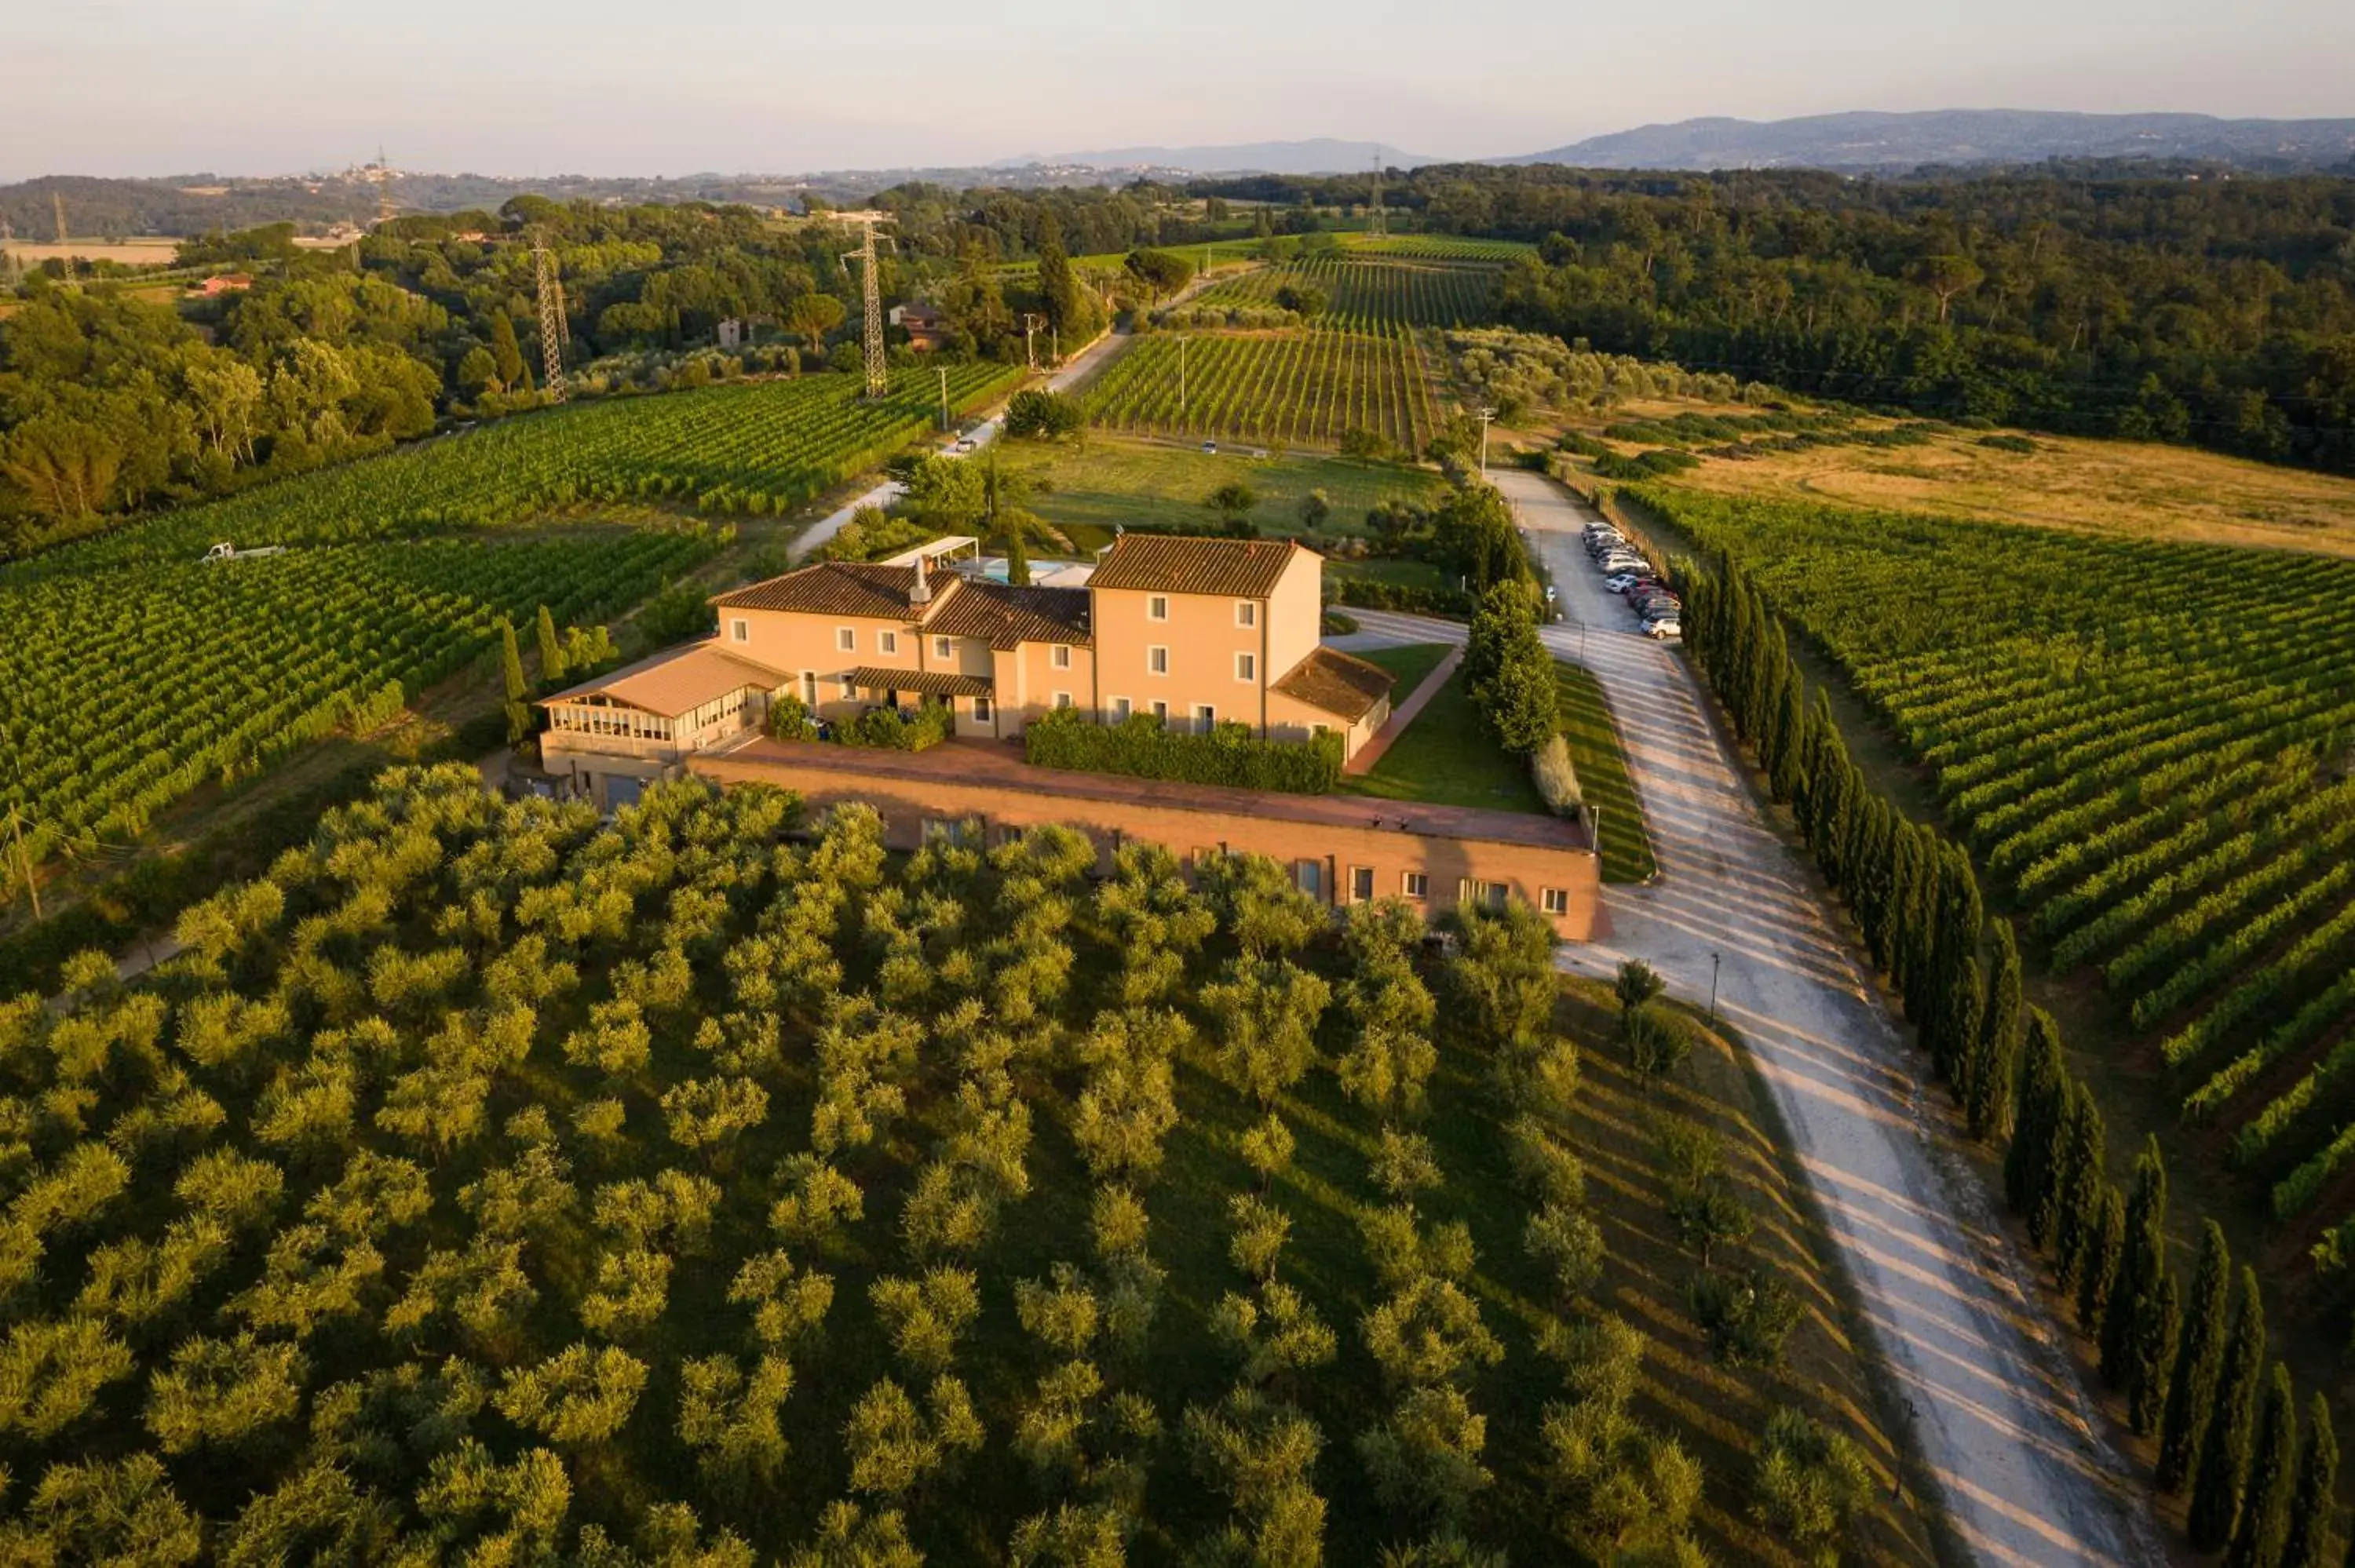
[991,435,1448,542]
[2,366,1016,865]
[0,763,1933,1564]
[5,238,183,265]
[1627,485,2355,1297]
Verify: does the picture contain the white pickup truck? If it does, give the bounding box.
[202,542,287,563]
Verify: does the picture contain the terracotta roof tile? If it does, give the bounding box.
[714,563,921,620]
[1088,534,1308,598]
[538,642,786,717]
[1272,646,1396,722]
[926,582,1093,649]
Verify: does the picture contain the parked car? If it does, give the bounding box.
[1646,618,1682,640]
[1201,440,1219,454]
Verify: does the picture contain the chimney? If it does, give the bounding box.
[910,550,933,606]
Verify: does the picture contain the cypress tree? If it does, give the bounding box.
[2005,1010,2067,1236]
[2127,1264,2179,1439]
[2159,1222,2234,1494]
[2050,1082,2106,1289]
[500,618,531,742]
[2076,1183,2126,1339]
[489,309,526,388]
[1900,826,1943,1026]
[2188,1267,2267,1552]
[1754,625,1791,774]
[1967,921,2025,1141]
[1814,749,1855,885]
[2223,1364,2296,1568]
[2104,1137,2169,1373]
[1839,767,1877,906]
[535,604,566,688]
[1739,583,1774,737]
[1882,822,1920,992]
[1932,846,1985,1087]
[1802,692,1842,848]
[1035,210,1080,337]
[2278,1393,2337,1568]
[1769,663,1808,805]
[1858,798,1900,972]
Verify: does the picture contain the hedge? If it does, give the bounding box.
[1024,709,1342,793]
[1329,578,1477,618]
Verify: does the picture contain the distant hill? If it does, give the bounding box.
[1506,109,2355,172]
[998,138,1442,176]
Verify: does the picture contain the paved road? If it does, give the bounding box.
[1340,472,2159,1566]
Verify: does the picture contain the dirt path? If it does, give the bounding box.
[1487,467,2159,1566]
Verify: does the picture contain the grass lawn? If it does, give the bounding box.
[1329,557,1454,593]
[997,433,1448,545]
[1557,662,1657,884]
[1339,653,1547,815]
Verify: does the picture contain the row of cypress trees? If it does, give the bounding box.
[1681,547,2344,1565]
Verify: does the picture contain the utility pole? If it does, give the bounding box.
[937,366,950,432]
[1370,148,1386,239]
[52,191,66,245]
[1707,952,1722,1030]
[7,806,38,922]
[836,210,896,399]
[533,235,569,403]
[1476,405,1495,474]
[1020,312,1045,372]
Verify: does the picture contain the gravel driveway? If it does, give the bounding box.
[1343,469,2158,1566]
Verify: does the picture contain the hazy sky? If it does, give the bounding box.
[13,0,2353,179]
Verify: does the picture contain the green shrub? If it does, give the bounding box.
[767,694,819,741]
[1330,578,1476,618]
[1024,709,1342,793]
[839,701,954,752]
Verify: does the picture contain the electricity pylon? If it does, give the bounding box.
[52,192,67,245]
[1370,148,1387,239]
[533,235,569,403]
[0,217,18,288]
[835,210,896,399]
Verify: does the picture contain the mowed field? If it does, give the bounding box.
[1552,396,2355,556]
[6,238,185,265]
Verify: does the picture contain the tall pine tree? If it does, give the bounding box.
[2188,1267,2267,1552]
[2127,1267,2179,1439]
[2102,1137,2168,1374]
[1769,662,1808,804]
[1928,845,1986,1085]
[500,618,530,742]
[2050,1083,2106,1289]
[2277,1393,2337,1568]
[535,604,566,689]
[2076,1184,2125,1340]
[2223,1364,2296,1568]
[2159,1222,2234,1494]
[1966,921,2025,1141]
[2005,1011,2068,1245]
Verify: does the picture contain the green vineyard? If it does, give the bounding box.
[1629,487,2355,1264]
[3,366,1017,861]
[1188,257,1501,330]
[17,366,1018,579]
[1081,326,1443,451]
[3,531,716,862]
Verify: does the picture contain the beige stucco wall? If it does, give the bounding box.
[993,639,1097,734]
[1092,584,1270,734]
[1265,687,1385,755]
[1263,551,1323,686]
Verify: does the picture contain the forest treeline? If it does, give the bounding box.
[1198,164,2355,471]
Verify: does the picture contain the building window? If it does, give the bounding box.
[879,631,899,655]
[1052,644,1072,669]
[1235,651,1256,682]
[1193,704,1216,735]
[1460,878,1510,913]
[973,695,993,723]
[1236,600,1257,628]
[1148,595,1170,621]
[1108,696,1131,721]
[836,627,856,652]
[729,618,750,644]
[1148,646,1170,676]
[1402,871,1429,899]
[1350,866,1375,903]
[1150,700,1169,721]
[935,636,954,659]
[1542,887,1571,917]
[1294,859,1324,898]
[1054,691,1074,709]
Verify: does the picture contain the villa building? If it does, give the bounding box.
[533,531,1601,935]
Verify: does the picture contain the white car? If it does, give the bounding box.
[1645,618,1682,640]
